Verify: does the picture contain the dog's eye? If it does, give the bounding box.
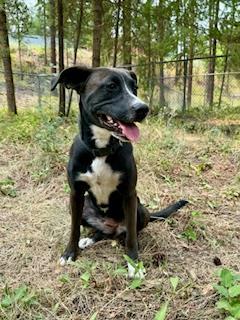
[107,83,117,90]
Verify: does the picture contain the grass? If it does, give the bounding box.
[0,108,240,319]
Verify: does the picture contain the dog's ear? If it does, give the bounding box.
[51,66,92,91]
[129,70,137,83]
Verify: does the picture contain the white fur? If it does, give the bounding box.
[127,262,145,279]
[77,157,121,205]
[116,225,126,236]
[91,125,111,148]
[59,256,72,266]
[79,237,95,249]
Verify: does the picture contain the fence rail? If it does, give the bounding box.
[0,69,240,113]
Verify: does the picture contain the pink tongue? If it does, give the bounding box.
[118,122,140,142]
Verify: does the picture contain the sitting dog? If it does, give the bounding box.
[51,66,188,278]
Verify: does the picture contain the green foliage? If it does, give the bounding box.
[0,177,17,197]
[214,268,240,319]
[181,228,198,241]
[0,110,42,143]
[154,276,180,319]
[6,0,31,38]
[89,312,98,320]
[154,302,169,320]
[58,274,71,284]
[0,285,37,309]
[80,271,91,288]
[69,259,97,289]
[170,276,180,292]
[181,211,203,242]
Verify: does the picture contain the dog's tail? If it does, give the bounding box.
[149,199,188,221]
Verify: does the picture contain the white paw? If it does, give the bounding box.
[127,262,145,279]
[78,237,95,249]
[59,256,72,266]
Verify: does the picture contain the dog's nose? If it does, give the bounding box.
[132,103,149,122]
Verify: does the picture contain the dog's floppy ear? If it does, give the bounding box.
[129,70,137,83]
[51,66,92,91]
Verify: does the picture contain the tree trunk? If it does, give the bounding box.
[16,9,23,80]
[43,0,47,66]
[182,54,188,112]
[17,35,23,80]
[146,0,151,85]
[186,0,196,108]
[113,0,121,67]
[174,0,180,85]
[66,0,84,117]
[73,0,84,64]
[50,0,56,73]
[92,0,103,67]
[206,0,220,108]
[218,0,235,108]
[0,4,17,114]
[187,44,194,108]
[57,0,65,116]
[122,0,132,68]
[157,0,165,108]
[159,58,165,108]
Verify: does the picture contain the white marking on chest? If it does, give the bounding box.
[77,157,121,205]
[91,125,111,148]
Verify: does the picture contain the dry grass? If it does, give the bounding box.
[0,110,240,320]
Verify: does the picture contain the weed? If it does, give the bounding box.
[213,268,240,319]
[0,284,37,309]
[0,110,42,143]
[223,187,240,200]
[191,157,212,176]
[0,177,17,197]
[69,259,97,288]
[80,271,91,288]
[181,211,203,242]
[154,276,180,320]
[58,274,71,284]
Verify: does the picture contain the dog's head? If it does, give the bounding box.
[51,66,149,142]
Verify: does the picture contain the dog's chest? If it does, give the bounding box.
[77,157,121,205]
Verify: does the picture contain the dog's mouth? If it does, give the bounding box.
[98,114,140,142]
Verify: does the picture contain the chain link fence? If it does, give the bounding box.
[1,69,240,114]
[0,70,79,111]
[158,72,240,111]
[131,67,240,114]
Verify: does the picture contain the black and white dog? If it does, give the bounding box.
[51,66,187,278]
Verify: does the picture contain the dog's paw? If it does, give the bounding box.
[127,262,145,279]
[59,256,73,266]
[59,248,78,266]
[78,237,95,249]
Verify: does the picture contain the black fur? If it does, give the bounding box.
[51,66,188,266]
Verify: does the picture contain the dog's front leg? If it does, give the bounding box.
[124,192,144,279]
[60,190,84,265]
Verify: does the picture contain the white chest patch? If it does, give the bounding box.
[91,125,111,148]
[76,157,121,205]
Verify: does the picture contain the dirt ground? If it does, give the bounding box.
[0,113,239,320]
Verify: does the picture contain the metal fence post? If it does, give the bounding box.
[37,75,42,108]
